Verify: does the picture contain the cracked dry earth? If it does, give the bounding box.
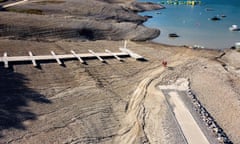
[0,40,240,144]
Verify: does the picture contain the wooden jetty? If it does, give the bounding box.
[2,0,29,8]
[105,49,122,61]
[0,41,144,68]
[119,40,144,60]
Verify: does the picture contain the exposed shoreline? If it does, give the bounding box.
[0,0,164,41]
[138,1,240,50]
[0,0,240,144]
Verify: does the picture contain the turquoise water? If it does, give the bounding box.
[139,0,240,49]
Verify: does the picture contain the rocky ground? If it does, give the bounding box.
[0,0,240,144]
[0,0,163,41]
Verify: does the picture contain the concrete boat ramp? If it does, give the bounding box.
[159,78,210,144]
[0,47,144,68]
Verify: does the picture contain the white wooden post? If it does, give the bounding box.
[124,40,127,49]
[119,48,144,60]
[28,51,37,67]
[70,50,85,64]
[3,52,9,68]
[50,51,62,65]
[88,50,105,62]
[105,49,122,61]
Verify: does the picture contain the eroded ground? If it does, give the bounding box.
[0,40,239,143]
[0,0,240,144]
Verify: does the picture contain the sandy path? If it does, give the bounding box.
[114,66,166,143]
[114,54,192,143]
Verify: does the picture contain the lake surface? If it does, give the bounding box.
[139,0,240,49]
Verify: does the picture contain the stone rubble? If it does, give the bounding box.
[186,83,233,144]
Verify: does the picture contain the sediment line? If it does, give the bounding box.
[114,68,163,143]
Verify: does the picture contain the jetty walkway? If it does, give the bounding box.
[1,0,28,8]
[0,48,144,68]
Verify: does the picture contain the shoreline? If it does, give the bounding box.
[136,40,226,52]
[138,1,240,50]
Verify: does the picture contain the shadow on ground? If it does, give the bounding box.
[0,67,51,138]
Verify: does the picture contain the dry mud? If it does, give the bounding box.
[0,40,239,144]
[0,0,240,144]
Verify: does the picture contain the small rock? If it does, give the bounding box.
[168,33,179,38]
[210,16,221,21]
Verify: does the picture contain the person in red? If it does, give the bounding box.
[162,60,167,67]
